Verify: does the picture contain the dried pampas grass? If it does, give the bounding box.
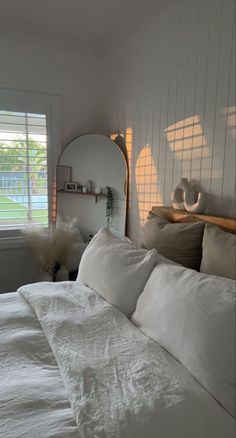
[23,218,83,273]
[23,226,54,271]
[53,218,83,266]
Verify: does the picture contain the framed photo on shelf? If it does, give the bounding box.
[57,166,72,191]
[65,182,78,192]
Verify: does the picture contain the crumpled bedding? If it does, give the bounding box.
[10,280,235,438]
[0,292,79,438]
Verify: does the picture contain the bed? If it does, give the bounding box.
[0,208,235,438]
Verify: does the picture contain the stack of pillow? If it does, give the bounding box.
[78,226,235,420]
[142,211,236,279]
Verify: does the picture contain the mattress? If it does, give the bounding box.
[0,284,234,438]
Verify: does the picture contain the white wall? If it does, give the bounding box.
[0,38,102,144]
[0,38,101,292]
[0,243,40,292]
[102,0,235,243]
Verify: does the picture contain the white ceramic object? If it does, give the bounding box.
[95,187,102,194]
[171,178,208,213]
[171,178,193,210]
[86,180,93,193]
[184,191,208,213]
[82,186,88,194]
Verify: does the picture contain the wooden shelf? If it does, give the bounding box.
[57,190,107,204]
[152,206,236,233]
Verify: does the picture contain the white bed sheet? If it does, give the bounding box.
[0,292,79,438]
[0,283,235,438]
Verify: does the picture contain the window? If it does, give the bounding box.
[0,111,49,231]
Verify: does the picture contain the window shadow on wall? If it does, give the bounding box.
[165,115,209,163]
[223,106,236,139]
[164,114,217,190]
[135,145,162,225]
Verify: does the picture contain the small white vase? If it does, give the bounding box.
[86,180,93,193]
[171,178,194,210]
[171,177,208,213]
[94,187,102,194]
[55,265,69,282]
[184,191,208,213]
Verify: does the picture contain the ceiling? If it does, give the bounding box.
[0,0,174,54]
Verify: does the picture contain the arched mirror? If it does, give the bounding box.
[56,134,127,240]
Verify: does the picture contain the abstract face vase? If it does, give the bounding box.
[171,178,208,213]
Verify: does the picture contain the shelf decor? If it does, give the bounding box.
[65,182,78,192]
[57,189,107,203]
[171,178,208,214]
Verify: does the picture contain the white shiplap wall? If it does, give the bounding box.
[103,0,235,242]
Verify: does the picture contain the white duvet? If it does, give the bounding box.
[0,281,235,438]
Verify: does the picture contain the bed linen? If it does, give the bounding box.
[0,292,79,438]
[0,282,234,438]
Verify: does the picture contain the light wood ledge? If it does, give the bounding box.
[151,206,236,233]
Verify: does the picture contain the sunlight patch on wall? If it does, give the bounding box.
[223,106,236,139]
[165,115,208,160]
[52,176,57,224]
[125,127,133,164]
[135,145,162,225]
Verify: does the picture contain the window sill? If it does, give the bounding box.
[0,236,27,251]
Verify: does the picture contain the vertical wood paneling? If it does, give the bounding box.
[222,16,236,217]
[104,0,235,240]
[192,0,210,182]
[211,0,234,215]
[201,0,221,190]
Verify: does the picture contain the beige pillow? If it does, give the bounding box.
[200,223,236,280]
[142,214,204,270]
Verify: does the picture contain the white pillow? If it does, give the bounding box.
[77,228,157,317]
[132,263,236,417]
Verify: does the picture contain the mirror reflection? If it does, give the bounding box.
[56,134,127,241]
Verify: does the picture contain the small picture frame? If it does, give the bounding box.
[57,166,72,191]
[65,181,78,192]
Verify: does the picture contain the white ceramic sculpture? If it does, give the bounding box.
[95,187,102,194]
[171,178,208,213]
[171,178,193,210]
[184,191,208,213]
[86,180,93,193]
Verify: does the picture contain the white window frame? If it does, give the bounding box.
[0,88,61,248]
